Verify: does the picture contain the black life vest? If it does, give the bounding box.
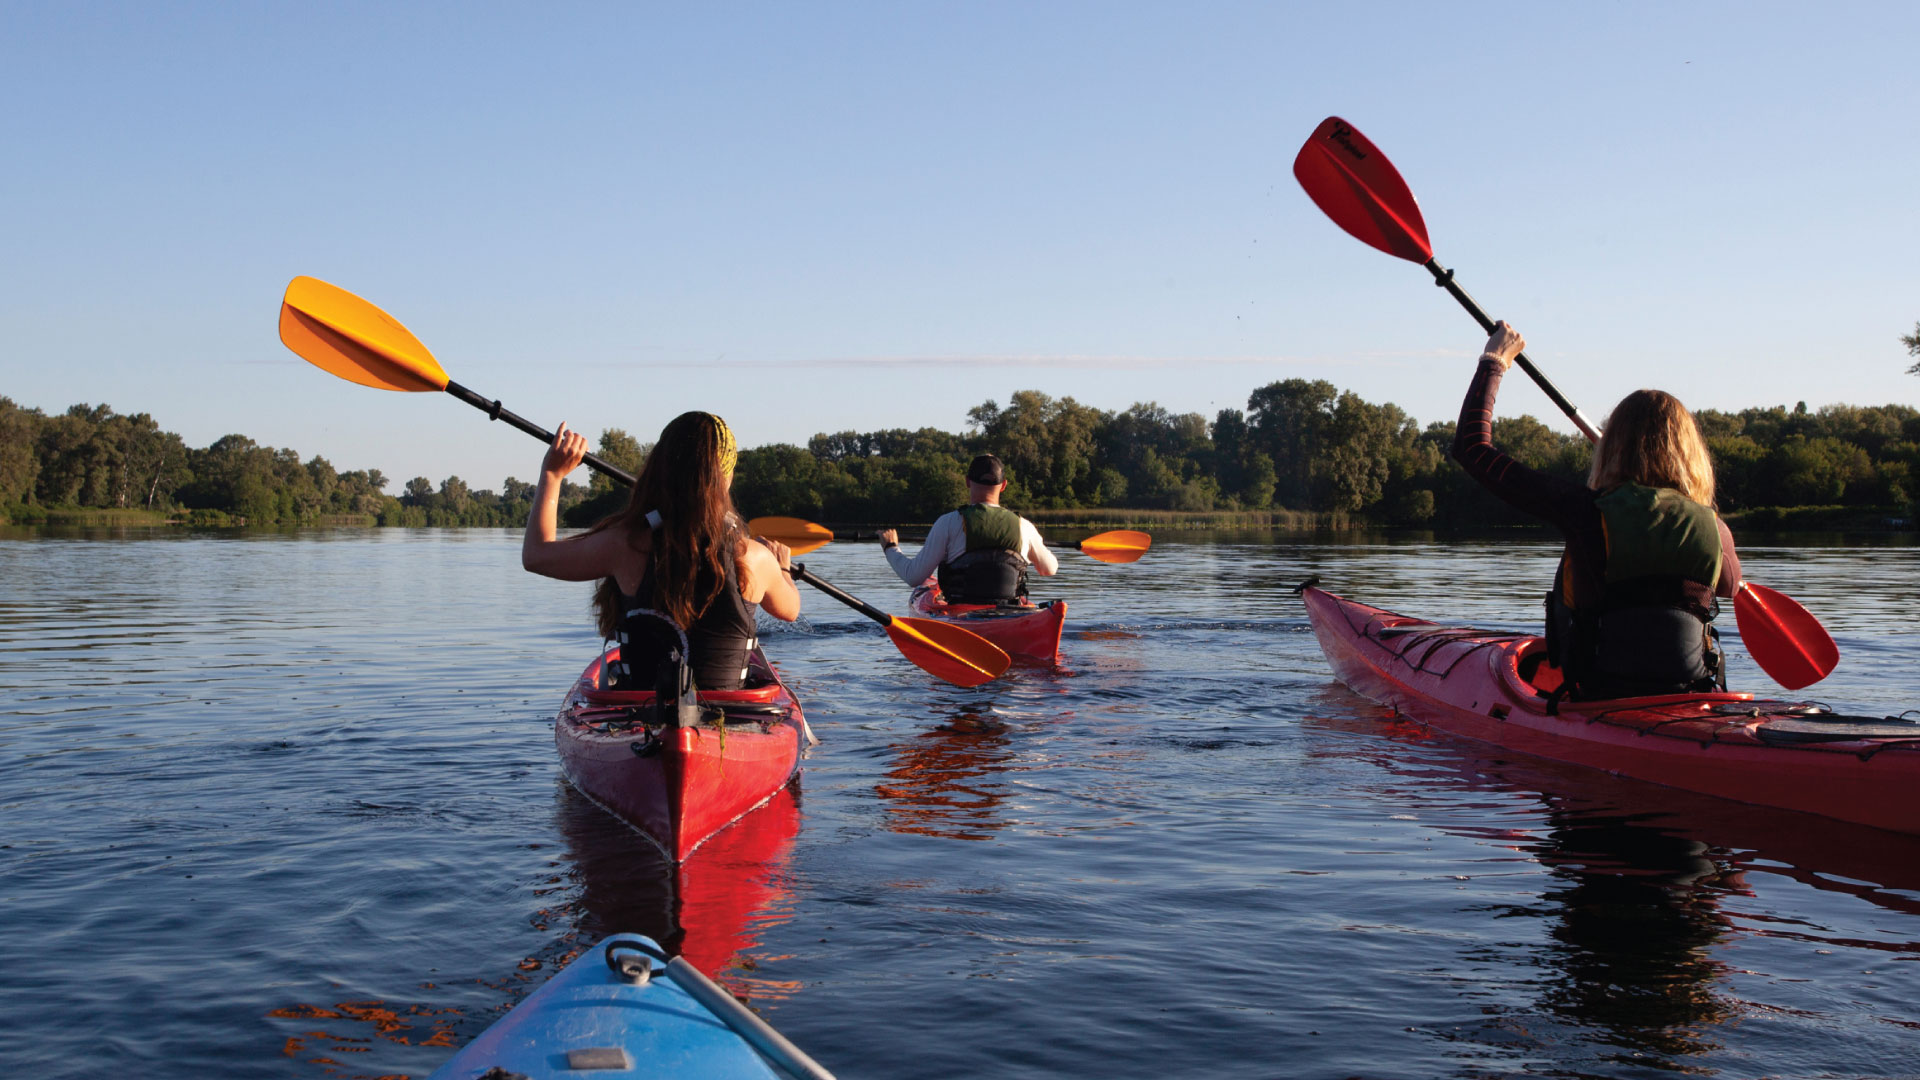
[1547,483,1725,700]
[605,529,758,694]
[935,503,1030,605]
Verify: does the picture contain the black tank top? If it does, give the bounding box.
[611,530,758,691]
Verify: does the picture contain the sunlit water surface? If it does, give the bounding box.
[3,528,1918,1079]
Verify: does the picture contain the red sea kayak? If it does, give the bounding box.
[1301,586,1920,834]
[554,647,806,861]
[909,587,1066,664]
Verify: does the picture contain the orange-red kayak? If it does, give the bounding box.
[554,648,806,861]
[909,587,1067,664]
[1302,586,1920,834]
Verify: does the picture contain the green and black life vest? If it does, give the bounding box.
[936,503,1030,604]
[1547,483,1726,700]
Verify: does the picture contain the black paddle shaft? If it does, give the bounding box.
[788,563,892,626]
[443,380,639,486]
[1420,258,1602,444]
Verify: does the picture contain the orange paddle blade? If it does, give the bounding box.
[278,276,450,392]
[1077,529,1151,564]
[748,516,835,556]
[885,616,1010,688]
[1735,581,1839,691]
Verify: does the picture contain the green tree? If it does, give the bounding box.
[732,444,827,519]
[1313,393,1413,512]
[402,476,435,506]
[439,476,472,514]
[1903,321,1919,375]
[0,398,43,506]
[1240,452,1276,511]
[1767,435,1872,505]
[1245,379,1337,509]
[966,391,1106,508]
[1706,435,1767,511]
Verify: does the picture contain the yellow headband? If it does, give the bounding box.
[711,413,737,475]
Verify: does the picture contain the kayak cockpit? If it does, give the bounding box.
[1496,635,1757,711]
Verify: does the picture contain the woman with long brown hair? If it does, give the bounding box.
[1453,322,1742,700]
[521,410,798,690]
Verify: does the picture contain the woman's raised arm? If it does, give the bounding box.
[522,423,629,581]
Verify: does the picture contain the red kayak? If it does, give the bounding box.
[909,587,1067,664]
[1302,586,1920,835]
[554,647,807,861]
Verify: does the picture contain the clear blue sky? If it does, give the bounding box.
[3,2,1916,491]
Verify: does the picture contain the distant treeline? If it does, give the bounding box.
[733,385,1920,530]
[4,384,1917,530]
[0,397,588,527]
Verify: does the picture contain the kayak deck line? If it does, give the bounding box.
[1301,585,1920,834]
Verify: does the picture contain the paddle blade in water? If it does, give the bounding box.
[1077,529,1151,564]
[279,276,450,392]
[1735,581,1839,691]
[747,516,835,556]
[885,617,1010,688]
[1293,116,1433,264]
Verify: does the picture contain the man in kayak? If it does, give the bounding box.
[522,411,799,691]
[1455,322,1742,700]
[877,454,1059,604]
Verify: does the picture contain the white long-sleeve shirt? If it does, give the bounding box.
[883,505,1060,586]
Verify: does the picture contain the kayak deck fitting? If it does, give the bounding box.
[1300,586,1920,834]
[554,648,807,861]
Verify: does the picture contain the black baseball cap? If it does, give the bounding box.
[966,454,1005,485]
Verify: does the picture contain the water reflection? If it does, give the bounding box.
[1304,701,1920,1068]
[550,780,802,997]
[876,707,1015,841]
[1524,810,1736,1063]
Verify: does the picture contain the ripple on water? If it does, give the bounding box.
[2,529,1918,1078]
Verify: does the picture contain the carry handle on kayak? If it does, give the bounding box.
[606,937,837,1080]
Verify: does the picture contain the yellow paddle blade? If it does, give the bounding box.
[747,516,835,556]
[278,276,450,392]
[885,616,1010,688]
[1077,529,1151,564]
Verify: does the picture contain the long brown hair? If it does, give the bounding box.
[1587,389,1717,508]
[591,411,744,638]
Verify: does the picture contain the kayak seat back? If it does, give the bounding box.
[579,645,782,707]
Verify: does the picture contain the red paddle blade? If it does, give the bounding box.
[1734,581,1839,691]
[885,617,1010,688]
[1293,117,1433,264]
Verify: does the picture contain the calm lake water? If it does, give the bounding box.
[3,527,1918,1079]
